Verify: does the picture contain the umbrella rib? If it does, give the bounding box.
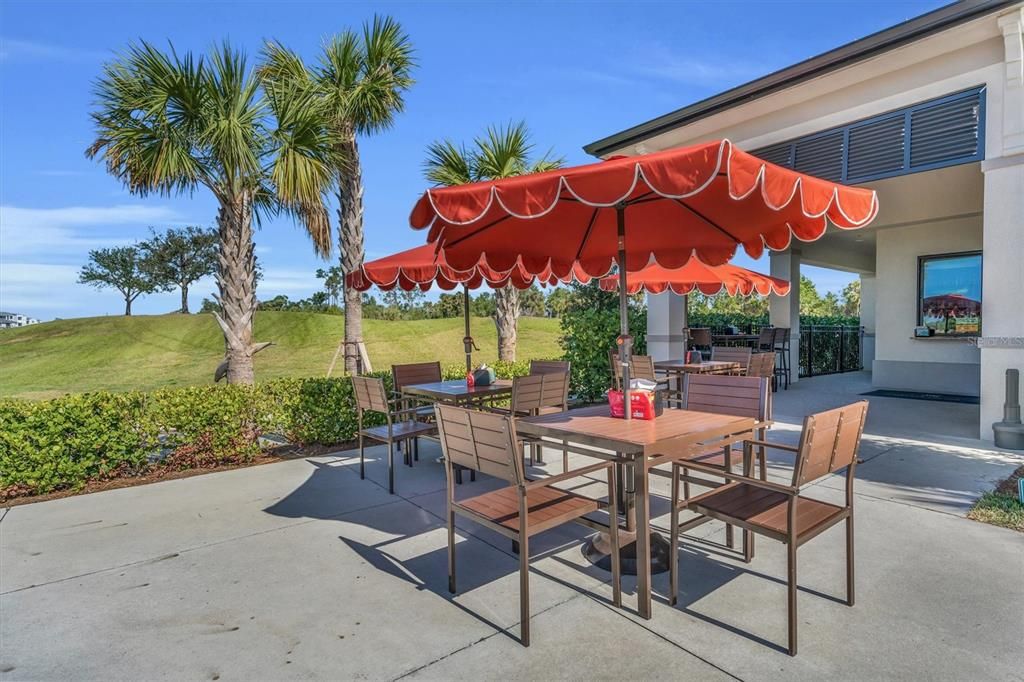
[442,214,512,250]
[672,198,744,244]
[574,206,601,263]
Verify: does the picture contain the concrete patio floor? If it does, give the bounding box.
[2,373,1022,680]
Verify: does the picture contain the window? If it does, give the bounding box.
[918,252,982,336]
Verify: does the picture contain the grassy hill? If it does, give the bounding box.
[0,312,563,400]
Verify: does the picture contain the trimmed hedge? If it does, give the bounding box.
[0,362,534,500]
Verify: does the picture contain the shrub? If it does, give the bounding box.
[559,282,647,403]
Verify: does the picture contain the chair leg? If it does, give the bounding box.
[608,467,622,608]
[562,440,568,473]
[669,463,680,607]
[519,533,530,647]
[846,515,855,606]
[387,440,395,495]
[787,540,798,656]
[413,437,419,462]
[448,507,457,594]
[724,446,734,549]
[358,433,365,480]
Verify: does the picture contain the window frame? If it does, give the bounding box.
[916,250,983,336]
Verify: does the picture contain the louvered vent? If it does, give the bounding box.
[754,143,793,168]
[910,95,981,168]
[847,115,905,181]
[793,132,844,181]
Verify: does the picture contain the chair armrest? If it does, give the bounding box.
[745,438,798,453]
[391,405,432,419]
[524,461,613,489]
[680,460,798,495]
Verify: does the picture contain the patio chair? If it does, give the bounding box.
[666,400,869,656]
[688,327,713,360]
[748,351,778,392]
[352,375,438,495]
[756,327,775,351]
[529,359,570,375]
[710,346,753,374]
[435,404,622,646]
[772,328,791,390]
[392,361,443,422]
[651,374,771,553]
[491,372,571,470]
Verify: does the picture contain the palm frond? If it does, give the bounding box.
[423,139,474,187]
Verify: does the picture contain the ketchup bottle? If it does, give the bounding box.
[466,371,475,388]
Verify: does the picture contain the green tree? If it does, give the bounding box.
[841,279,861,317]
[436,292,464,318]
[471,292,496,317]
[87,42,336,383]
[545,287,571,318]
[423,121,563,361]
[78,245,158,316]
[316,265,344,307]
[140,226,218,313]
[518,284,545,317]
[261,17,416,373]
[559,281,647,402]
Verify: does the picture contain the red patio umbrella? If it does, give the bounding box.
[346,243,562,373]
[411,139,878,417]
[597,259,791,297]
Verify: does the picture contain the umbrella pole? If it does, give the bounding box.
[616,204,632,420]
[463,284,474,375]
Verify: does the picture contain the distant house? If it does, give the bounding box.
[585,1,1024,440]
[0,312,40,329]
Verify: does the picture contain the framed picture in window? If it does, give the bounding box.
[918,251,982,336]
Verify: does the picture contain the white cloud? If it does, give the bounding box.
[0,38,108,63]
[258,268,320,296]
[0,263,81,312]
[634,45,765,87]
[0,204,183,256]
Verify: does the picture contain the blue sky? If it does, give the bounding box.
[0,0,945,320]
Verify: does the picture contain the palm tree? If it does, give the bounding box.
[424,122,563,362]
[87,42,337,384]
[261,17,416,373]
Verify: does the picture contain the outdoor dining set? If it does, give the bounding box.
[343,138,881,655]
[349,354,868,656]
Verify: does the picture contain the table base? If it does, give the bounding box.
[582,530,671,576]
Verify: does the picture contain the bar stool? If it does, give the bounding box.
[772,327,791,390]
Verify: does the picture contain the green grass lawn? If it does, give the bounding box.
[0,312,563,399]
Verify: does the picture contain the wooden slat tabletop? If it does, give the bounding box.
[517,404,754,456]
[402,379,513,402]
[653,359,741,374]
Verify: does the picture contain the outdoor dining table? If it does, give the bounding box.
[517,405,756,619]
[400,379,514,407]
[654,359,743,406]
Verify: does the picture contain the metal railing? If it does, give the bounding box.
[799,326,863,378]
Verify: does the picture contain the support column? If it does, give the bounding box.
[646,292,687,361]
[770,249,801,384]
[860,274,877,371]
[979,8,1024,441]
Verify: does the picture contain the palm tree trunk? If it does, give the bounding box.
[338,130,364,374]
[180,283,189,314]
[494,287,519,362]
[213,194,257,384]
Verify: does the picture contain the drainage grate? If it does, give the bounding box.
[861,389,978,404]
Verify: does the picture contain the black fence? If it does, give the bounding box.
[799,326,863,378]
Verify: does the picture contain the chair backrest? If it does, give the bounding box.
[530,359,570,375]
[511,371,570,414]
[792,401,869,487]
[682,374,769,422]
[434,403,523,486]
[711,346,753,373]
[392,361,442,391]
[772,327,790,348]
[747,351,776,378]
[609,349,622,389]
[757,327,775,349]
[351,375,390,414]
[630,355,658,382]
[689,328,712,347]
